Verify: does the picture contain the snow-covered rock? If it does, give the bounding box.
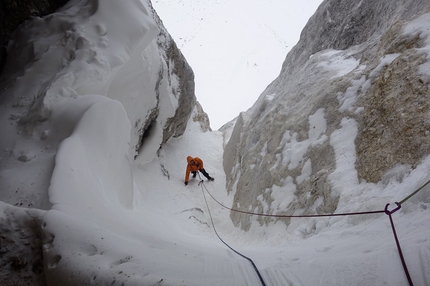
[0,0,197,208]
[0,0,202,284]
[1,0,430,285]
[224,0,430,231]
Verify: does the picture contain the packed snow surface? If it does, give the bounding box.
[0,1,430,285]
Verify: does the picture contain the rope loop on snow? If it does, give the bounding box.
[197,174,266,286]
[195,176,430,286]
[202,183,385,218]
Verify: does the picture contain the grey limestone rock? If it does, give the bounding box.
[224,0,430,231]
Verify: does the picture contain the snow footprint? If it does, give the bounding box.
[110,256,133,268]
[314,245,334,253]
[47,254,62,269]
[80,243,98,256]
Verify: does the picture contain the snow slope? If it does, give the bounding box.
[39,104,430,285]
[0,0,430,285]
[44,107,430,285]
[41,102,263,285]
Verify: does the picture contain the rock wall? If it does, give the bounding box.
[355,26,430,182]
[0,2,198,283]
[223,0,430,231]
[131,1,198,154]
[0,0,69,74]
[0,0,197,160]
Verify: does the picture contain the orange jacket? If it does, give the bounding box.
[185,156,204,183]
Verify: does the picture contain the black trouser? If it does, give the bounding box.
[192,169,211,180]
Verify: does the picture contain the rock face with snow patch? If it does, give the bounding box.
[0,0,70,73]
[0,1,200,284]
[223,0,430,231]
[0,0,198,207]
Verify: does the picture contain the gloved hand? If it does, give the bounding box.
[184,181,188,186]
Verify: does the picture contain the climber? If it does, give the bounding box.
[184,156,214,185]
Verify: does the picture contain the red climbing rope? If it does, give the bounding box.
[199,179,430,285]
[385,203,414,286]
[202,183,385,218]
[197,178,266,286]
